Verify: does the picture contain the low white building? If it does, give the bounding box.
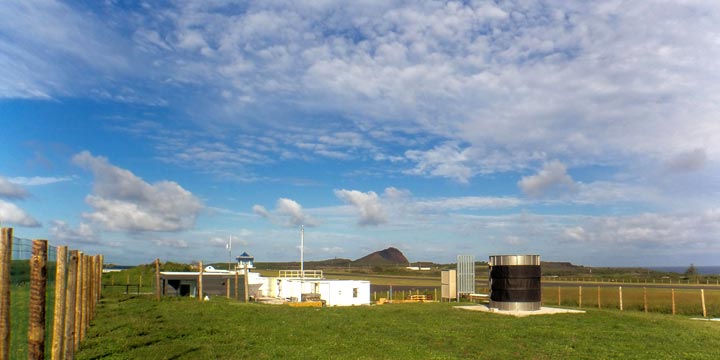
[269,276,371,306]
[232,251,372,306]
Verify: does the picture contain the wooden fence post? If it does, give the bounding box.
[701,289,707,318]
[243,263,249,302]
[84,254,90,334]
[97,255,103,301]
[578,286,582,308]
[74,252,83,351]
[28,239,48,360]
[88,255,95,321]
[619,286,623,311]
[597,286,601,309]
[64,250,79,359]
[51,246,68,360]
[234,270,239,300]
[198,261,204,301]
[79,255,87,342]
[226,277,230,299]
[0,228,12,360]
[557,287,561,306]
[643,287,648,313]
[671,288,676,315]
[155,259,161,301]
[97,254,103,303]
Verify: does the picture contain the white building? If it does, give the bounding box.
[269,276,371,306]
[233,251,371,306]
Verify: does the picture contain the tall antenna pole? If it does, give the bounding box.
[227,234,232,272]
[300,225,304,281]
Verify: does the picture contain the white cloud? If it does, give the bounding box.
[518,161,577,197]
[73,151,202,232]
[0,0,130,99]
[404,143,473,183]
[252,205,270,218]
[4,1,720,178]
[383,187,411,199]
[255,198,318,227]
[321,187,522,226]
[563,226,587,241]
[50,220,97,244]
[0,199,40,227]
[0,176,28,199]
[334,189,387,226]
[560,211,720,248]
[414,196,522,211]
[572,181,661,205]
[8,176,74,186]
[26,0,711,187]
[152,238,189,248]
[276,198,318,227]
[665,148,707,172]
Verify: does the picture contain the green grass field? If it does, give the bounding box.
[75,295,720,359]
[7,263,720,359]
[543,286,720,317]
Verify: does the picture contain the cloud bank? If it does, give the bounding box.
[73,151,202,232]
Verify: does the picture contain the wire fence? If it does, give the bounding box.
[2,228,103,360]
[12,236,59,262]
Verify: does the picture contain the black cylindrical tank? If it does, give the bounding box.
[489,255,541,311]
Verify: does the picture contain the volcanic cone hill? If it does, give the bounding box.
[352,247,409,266]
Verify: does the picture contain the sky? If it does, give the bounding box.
[1,0,719,267]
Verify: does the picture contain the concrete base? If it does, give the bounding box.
[456,304,585,317]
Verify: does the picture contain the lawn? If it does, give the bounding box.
[76,295,720,359]
[542,286,720,317]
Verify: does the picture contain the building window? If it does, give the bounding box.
[353,288,358,298]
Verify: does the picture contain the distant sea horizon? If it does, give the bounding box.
[646,266,720,275]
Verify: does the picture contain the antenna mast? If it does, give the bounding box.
[227,234,232,272]
[300,225,304,281]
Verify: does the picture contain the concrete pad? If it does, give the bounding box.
[455,305,585,317]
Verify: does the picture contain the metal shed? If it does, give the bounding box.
[160,272,261,299]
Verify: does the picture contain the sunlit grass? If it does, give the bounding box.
[75,295,720,359]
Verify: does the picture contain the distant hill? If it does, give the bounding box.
[353,247,409,266]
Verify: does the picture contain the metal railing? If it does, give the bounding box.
[278,269,323,279]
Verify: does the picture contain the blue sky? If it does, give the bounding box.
[1,0,719,266]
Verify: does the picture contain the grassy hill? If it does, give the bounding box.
[352,247,409,266]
